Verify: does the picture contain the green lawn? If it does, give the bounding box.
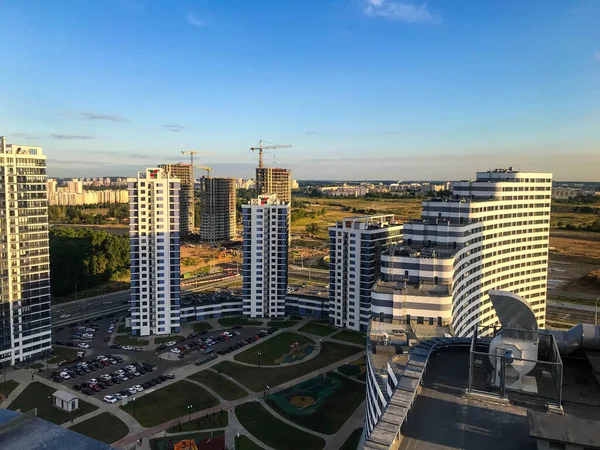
[48,346,81,364]
[340,428,363,450]
[116,324,131,334]
[154,335,185,344]
[113,335,149,346]
[216,342,362,391]
[187,370,248,400]
[193,321,213,332]
[0,380,19,398]
[28,363,44,369]
[166,410,228,432]
[234,332,315,365]
[69,412,129,444]
[266,372,365,434]
[298,322,336,336]
[9,382,98,425]
[150,430,225,450]
[331,330,366,346]
[235,402,325,450]
[236,435,265,450]
[120,380,219,427]
[217,317,263,327]
[266,320,299,328]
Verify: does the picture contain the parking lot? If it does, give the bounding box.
[50,318,272,404]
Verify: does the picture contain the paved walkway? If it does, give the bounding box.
[324,400,365,450]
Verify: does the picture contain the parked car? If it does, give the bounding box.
[78,343,90,349]
[104,395,117,404]
[165,373,175,379]
[170,348,181,354]
[156,344,166,351]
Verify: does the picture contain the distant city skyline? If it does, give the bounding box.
[1,0,599,180]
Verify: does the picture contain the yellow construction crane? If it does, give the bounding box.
[194,166,214,178]
[250,140,292,168]
[181,150,212,167]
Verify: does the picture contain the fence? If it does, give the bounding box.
[468,326,563,407]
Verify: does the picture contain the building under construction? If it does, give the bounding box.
[160,163,194,234]
[255,167,292,204]
[198,177,236,242]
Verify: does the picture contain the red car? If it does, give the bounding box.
[101,360,110,367]
[91,384,101,392]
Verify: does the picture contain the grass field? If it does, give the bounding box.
[9,382,98,425]
[48,346,81,364]
[120,380,219,427]
[331,330,366,346]
[216,342,362,391]
[150,430,225,450]
[187,370,248,400]
[0,380,19,397]
[193,321,213,332]
[340,429,363,450]
[166,410,228,432]
[234,332,315,365]
[236,435,265,450]
[154,335,185,344]
[235,402,325,450]
[113,335,149,346]
[266,372,365,434]
[69,412,129,444]
[298,322,336,336]
[116,324,131,334]
[266,320,300,328]
[217,317,263,327]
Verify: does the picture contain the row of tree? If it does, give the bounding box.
[50,227,130,297]
[49,204,129,224]
[556,219,600,233]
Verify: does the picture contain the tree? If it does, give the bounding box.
[306,223,320,235]
[556,221,564,228]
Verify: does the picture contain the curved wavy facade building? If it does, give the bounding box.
[371,169,552,336]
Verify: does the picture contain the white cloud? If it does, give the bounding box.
[186,12,206,26]
[363,0,439,24]
[594,51,600,62]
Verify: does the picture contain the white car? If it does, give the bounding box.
[115,369,125,375]
[166,341,177,347]
[96,356,106,361]
[132,385,143,392]
[122,346,132,351]
[113,393,124,401]
[78,343,90,349]
[100,374,112,380]
[60,314,70,319]
[118,375,129,382]
[59,371,70,380]
[170,348,181,354]
[127,387,138,395]
[103,395,117,404]
[88,378,99,384]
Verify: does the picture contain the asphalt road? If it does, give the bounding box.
[52,319,268,399]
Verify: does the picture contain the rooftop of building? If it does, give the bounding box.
[382,244,458,259]
[331,214,401,230]
[373,279,452,297]
[0,409,117,450]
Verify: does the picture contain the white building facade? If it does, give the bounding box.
[328,215,403,332]
[371,169,552,336]
[241,194,290,318]
[128,168,181,336]
[0,137,52,366]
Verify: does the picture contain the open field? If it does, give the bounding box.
[193,321,213,332]
[331,330,366,346]
[266,372,365,434]
[150,430,225,450]
[235,402,325,450]
[180,244,241,275]
[217,317,263,327]
[48,346,81,364]
[187,370,248,400]
[549,230,600,260]
[0,380,19,398]
[120,380,219,427]
[69,412,129,444]
[236,435,265,450]
[113,335,149,346]
[234,332,315,365]
[215,342,362,391]
[9,382,98,425]
[166,410,228,432]
[298,322,337,336]
[266,320,300,328]
[155,335,185,344]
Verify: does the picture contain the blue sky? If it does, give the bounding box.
[1,0,599,181]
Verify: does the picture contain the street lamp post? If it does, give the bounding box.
[257,352,261,369]
[236,432,240,450]
[596,297,599,326]
[132,397,136,417]
[187,404,192,423]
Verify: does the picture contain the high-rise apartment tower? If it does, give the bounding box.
[328,215,403,332]
[255,167,292,204]
[371,169,552,336]
[242,194,290,318]
[160,164,194,235]
[128,168,181,336]
[0,137,52,366]
[198,177,236,242]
